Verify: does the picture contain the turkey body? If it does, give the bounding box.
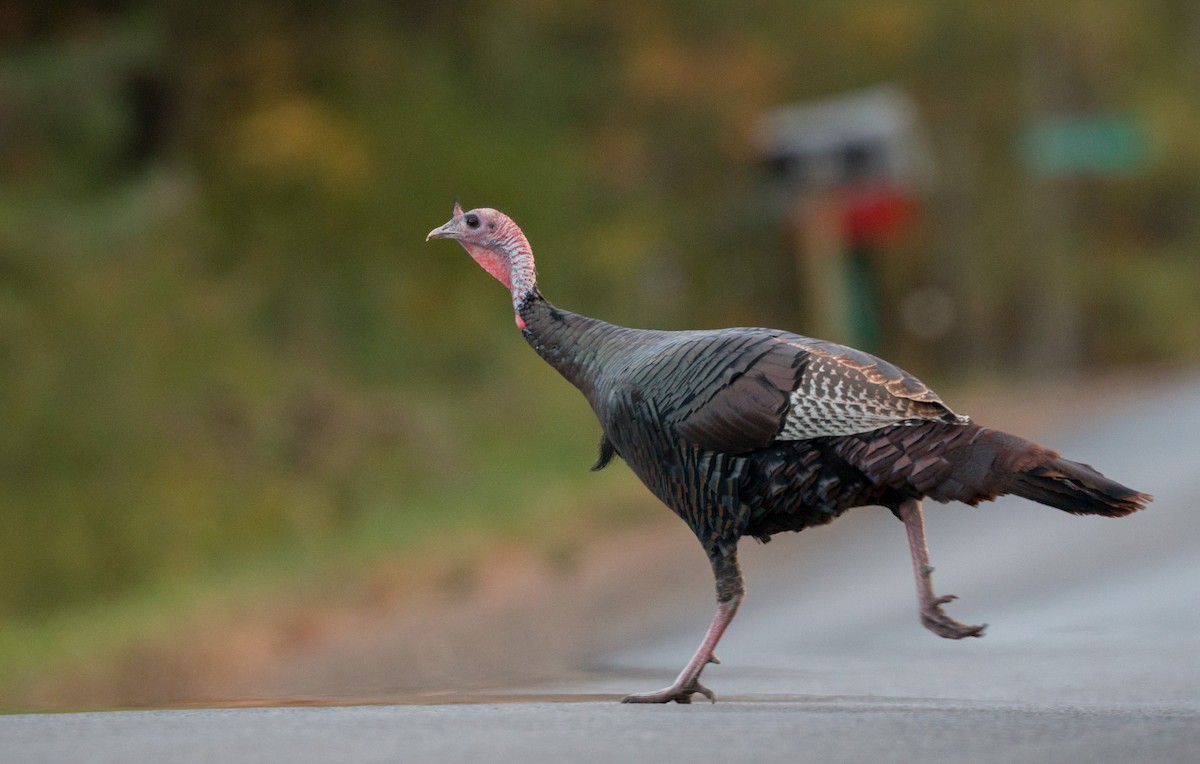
[427,204,1150,705]
[518,291,1141,558]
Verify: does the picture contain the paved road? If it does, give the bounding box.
[4,375,1199,763]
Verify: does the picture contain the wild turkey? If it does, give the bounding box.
[426,202,1151,704]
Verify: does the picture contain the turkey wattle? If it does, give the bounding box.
[426,202,1151,704]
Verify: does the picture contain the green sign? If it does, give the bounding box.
[1018,116,1151,178]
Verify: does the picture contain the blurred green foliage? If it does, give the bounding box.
[1,1,1198,630]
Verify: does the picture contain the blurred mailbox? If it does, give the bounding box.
[756,86,932,350]
[758,85,931,193]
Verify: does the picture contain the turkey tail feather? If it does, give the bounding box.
[1007,456,1150,517]
[920,426,1151,517]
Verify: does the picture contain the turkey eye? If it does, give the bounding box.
[465,213,480,229]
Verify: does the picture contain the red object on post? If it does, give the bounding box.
[841,187,916,247]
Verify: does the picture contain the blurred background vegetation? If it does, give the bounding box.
[2,0,1198,701]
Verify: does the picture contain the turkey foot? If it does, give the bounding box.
[622,647,722,703]
[896,499,986,640]
[921,594,987,639]
[622,676,714,704]
[623,575,740,704]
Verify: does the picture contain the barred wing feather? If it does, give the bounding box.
[673,335,966,453]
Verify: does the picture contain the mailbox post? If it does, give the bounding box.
[759,85,930,350]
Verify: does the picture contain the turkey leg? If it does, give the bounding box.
[622,550,743,704]
[895,498,986,639]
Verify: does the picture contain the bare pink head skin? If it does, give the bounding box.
[426,202,537,330]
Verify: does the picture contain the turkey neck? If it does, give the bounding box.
[516,287,634,404]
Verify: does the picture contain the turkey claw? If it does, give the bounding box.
[921,595,987,640]
[621,679,715,704]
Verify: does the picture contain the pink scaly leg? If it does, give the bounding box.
[622,550,743,704]
[895,498,986,639]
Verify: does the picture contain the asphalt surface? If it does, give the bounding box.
[4,374,1199,763]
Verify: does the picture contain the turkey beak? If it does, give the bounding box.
[426,220,459,242]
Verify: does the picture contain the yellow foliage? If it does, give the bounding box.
[587,126,650,189]
[624,35,783,112]
[621,32,784,158]
[231,96,373,194]
[842,3,930,56]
